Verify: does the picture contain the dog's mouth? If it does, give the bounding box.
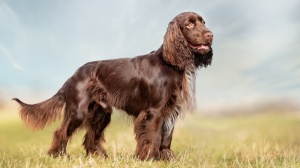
[190,44,210,51]
[189,43,212,54]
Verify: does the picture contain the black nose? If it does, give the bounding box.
[204,32,213,40]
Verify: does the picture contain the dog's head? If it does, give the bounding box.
[163,12,213,69]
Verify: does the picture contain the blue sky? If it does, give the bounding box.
[1,0,300,110]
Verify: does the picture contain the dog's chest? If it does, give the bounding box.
[179,67,196,112]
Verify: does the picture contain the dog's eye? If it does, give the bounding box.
[202,20,206,24]
[186,23,195,29]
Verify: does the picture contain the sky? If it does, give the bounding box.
[1,0,300,111]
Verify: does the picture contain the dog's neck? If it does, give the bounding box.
[156,46,197,111]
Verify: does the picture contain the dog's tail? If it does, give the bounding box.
[12,94,65,131]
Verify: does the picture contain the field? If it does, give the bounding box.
[1,110,300,168]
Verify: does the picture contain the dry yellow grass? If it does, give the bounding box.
[1,110,300,168]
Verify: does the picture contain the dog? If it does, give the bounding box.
[13,12,213,160]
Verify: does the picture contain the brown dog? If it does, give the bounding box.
[13,12,213,160]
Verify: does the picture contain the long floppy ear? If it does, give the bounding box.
[163,20,194,70]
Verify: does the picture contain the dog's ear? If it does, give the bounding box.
[163,19,193,70]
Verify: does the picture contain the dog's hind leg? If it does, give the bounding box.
[83,101,112,157]
[47,104,86,157]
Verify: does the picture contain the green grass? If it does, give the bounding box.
[0,111,300,168]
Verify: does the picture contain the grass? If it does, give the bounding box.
[0,110,300,168]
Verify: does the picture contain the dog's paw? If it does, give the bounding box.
[85,147,108,158]
[136,143,160,160]
[47,149,66,158]
[160,148,174,160]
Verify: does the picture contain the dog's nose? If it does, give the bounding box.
[204,32,213,40]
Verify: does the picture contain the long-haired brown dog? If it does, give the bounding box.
[13,12,213,160]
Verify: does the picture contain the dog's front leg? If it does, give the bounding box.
[134,110,163,160]
[160,127,175,160]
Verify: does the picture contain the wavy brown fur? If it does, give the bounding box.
[163,18,193,70]
[82,102,111,157]
[13,96,64,130]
